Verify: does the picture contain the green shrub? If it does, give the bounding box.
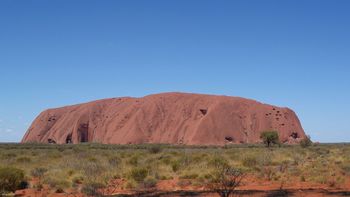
[210,165,245,197]
[108,156,121,167]
[143,176,157,188]
[2,153,16,160]
[208,156,228,169]
[81,182,105,197]
[160,155,172,165]
[88,157,98,162]
[124,180,137,189]
[31,167,48,179]
[256,152,272,166]
[128,156,139,166]
[72,176,84,185]
[341,164,350,175]
[67,169,75,176]
[242,156,258,168]
[171,160,180,172]
[177,179,192,187]
[48,151,62,159]
[81,162,105,179]
[300,135,312,148]
[43,177,70,189]
[55,188,64,193]
[16,156,31,163]
[129,167,148,182]
[159,175,173,180]
[0,167,28,193]
[179,172,199,179]
[148,145,163,154]
[260,131,279,147]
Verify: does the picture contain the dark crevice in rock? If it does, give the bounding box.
[78,123,89,143]
[290,132,298,139]
[66,133,72,144]
[48,116,56,122]
[225,136,234,142]
[199,109,207,115]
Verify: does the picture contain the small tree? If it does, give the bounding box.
[209,164,245,197]
[300,135,312,148]
[260,131,279,147]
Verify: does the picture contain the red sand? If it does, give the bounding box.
[15,176,350,197]
[22,92,306,145]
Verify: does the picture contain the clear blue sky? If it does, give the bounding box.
[0,0,349,142]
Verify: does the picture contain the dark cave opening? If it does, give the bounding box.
[78,123,89,143]
[225,136,234,142]
[48,138,56,144]
[66,133,72,144]
[290,132,299,139]
[199,109,207,115]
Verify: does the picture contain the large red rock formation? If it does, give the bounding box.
[21,92,306,145]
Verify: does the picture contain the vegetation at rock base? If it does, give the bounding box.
[300,135,313,148]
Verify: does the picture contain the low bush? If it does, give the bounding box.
[300,136,312,148]
[179,172,199,179]
[108,156,121,167]
[55,188,64,193]
[208,156,228,169]
[242,156,258,168]
[210,165,245,197]
[16,156,31,163]
[67,169,75,176]
[43,176,70,190]
[0,167,28,194]
[81,162,105,179]
[129,167,148,182]
[124,179,137,189]
[1,153,17,160]
[341,164,350,175]
[148,145,163,154]
[171,160,180,172]
[143,176,157,188]
[128,156,139,166]
[177,179,192,187]
[72,176,84,185]
[81,181,106,197]
[31,167,48,179]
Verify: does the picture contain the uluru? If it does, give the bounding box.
[21,92,306,145]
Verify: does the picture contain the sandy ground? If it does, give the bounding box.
[14,176,350,197]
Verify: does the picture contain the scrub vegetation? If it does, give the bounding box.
[0,143,349,196]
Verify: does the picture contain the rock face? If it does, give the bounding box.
[22,92,306,145]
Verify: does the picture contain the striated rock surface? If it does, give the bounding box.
[21,92,306,145]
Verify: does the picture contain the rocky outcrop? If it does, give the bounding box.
[21,92,306,145]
